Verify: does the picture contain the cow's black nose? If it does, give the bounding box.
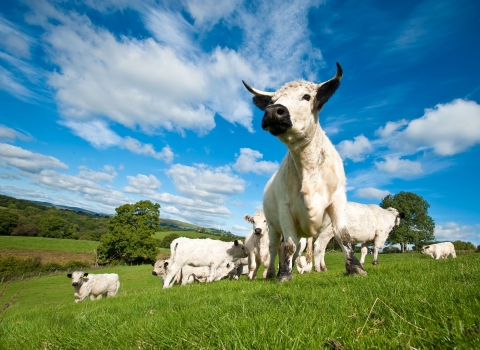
[152,271,157,276]
[255,228,262,234]
[72,282,78,286]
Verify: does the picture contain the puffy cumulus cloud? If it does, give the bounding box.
[336,135,372,162]
[166,164,246,203]
[355,187,390,200]
[32,169,131,208]
[78,165,117,183]
[398,99,480,156]
[233,148,279,175]
[375,119,408,138]
[375,156,422,177]
[0,125,30,141]
[64,120,174,163]
[22,0,326,136]
[0,143,68,173]
[123,174,161,195]
[434,222,480,242]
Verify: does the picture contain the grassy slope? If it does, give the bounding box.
[0,236,99,253]
[1,253,479,349]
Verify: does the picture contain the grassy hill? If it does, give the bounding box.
[0,253,479,349]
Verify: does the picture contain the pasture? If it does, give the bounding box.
[1,252,479,349]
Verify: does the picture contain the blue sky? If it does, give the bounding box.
[1,0,479,244]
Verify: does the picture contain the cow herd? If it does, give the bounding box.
[66,63,457,302]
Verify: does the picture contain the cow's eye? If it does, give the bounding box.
[302,94,311,101]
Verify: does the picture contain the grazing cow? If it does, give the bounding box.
[67,271,120,303]
[162,238,247,288]
[314,203,404,271]
[152,259,237,285]
[244,211,271,279]
[422,242,457,260]
[243,63,366,282]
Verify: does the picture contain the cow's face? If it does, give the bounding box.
[244,211,269,236]
[243,63,342,145]
[67,271,88,287]
[421,246,433,257]
[230,240,248,258]
[152,260,169,277]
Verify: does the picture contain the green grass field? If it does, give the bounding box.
[0,236,100,253]
[1,252,479,349]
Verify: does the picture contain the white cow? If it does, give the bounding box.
[421,242,456,259]
[244,211,271,279]
[314,203,404,271]
[295,237,313,274]
[243,63,366,282]
[162,238,247,288]
[152,259,237,285]
[67,271,120,303]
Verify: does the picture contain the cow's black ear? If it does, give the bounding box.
[151,262,155,266]
[234,240,239,246]
[83,273,89,277]
[67,274,72,278]
[164,261,169,268]
[253,95,272,111]
[399,212,405,219]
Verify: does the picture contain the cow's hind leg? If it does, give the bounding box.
[314,236,329,272]
[278,237,296,283]
[360,244,368,266]
[327,198,367,276]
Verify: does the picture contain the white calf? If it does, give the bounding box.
[67,271,120,303]
[244,211,270,279]
[421,242,456,259]
[162,238,247,288]
[314,203,404,271]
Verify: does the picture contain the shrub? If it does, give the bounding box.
[159,233,180,248]
[382,246,401,254]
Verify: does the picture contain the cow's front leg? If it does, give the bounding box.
[247,253,257,280]
[267,229,281,278]
[278,237,296,283]
[314,235,329,272]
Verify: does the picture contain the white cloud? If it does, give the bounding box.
[355,187,390,200]
[0,15,31,58]
[336,135,372,162]
[374,156,422,176]
[233,148,279,175]
[123,174,161,195]
[166,164,246,203]
[64,120,174,163]
[375,119,408,138]
[435,222,480,242]
[232,225,250,232]
[0,125,30,141]
[78,165,117,183]
[0,143,68,173]
[399,99,480,156]
[185,0,238,27]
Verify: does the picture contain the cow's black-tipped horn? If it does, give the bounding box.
[242,81,275,97]
[334,62,343,80]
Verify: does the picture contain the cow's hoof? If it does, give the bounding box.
[372,260,378,265]
[277,274,293,283]
[347,264,367,276]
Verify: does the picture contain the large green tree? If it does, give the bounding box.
[0,210,19,235]
[380,191,435,252]
[97,200,160,264]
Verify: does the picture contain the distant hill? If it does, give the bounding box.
[28,200,112,218]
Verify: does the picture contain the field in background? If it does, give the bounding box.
[1,252,479,349]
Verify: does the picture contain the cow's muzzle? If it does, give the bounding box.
[72,282,78,286]
[254,228,262,235]
[152,271,157,276]
[262,104,292,136]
